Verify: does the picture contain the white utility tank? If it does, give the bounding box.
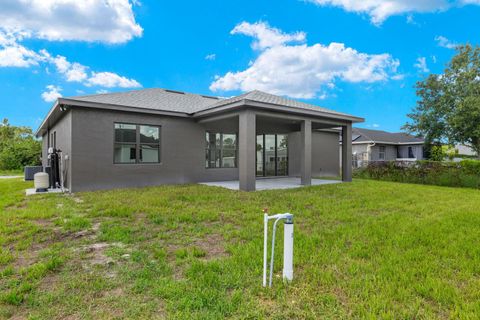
[34,172,49,191]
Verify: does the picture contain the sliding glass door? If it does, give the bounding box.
[276,134,288,176]
[256,134,288,177]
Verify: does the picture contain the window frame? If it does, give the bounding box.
[378,145,386,160]
[205,131,238,169]
[408,146,416,159]
[113,122,161,165]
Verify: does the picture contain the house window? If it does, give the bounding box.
[408,146,416,159]
[205,132,237,168]
[379,146,386,160]
[396,147,401,159]
[114,123,160,164]
[50,131,56,149]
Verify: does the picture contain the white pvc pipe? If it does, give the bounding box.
[263,213,268,287]
[283,222,294,281]
[269,218,281,287]
[263,213,294,288]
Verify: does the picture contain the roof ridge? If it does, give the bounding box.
[68,87,224,101]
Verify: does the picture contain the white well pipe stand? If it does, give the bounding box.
[263,210,294,287]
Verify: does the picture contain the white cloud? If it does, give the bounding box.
[210,21,400,99]
[307,0,479,25]
[46,53,88,82]
[46,53,141,88]
[0,33,141,90]
[41,85,62,102]
[0,44,40,67]
[87,72,141,88]
[50,54,70,73]
[205,53,216,60]
[435,35,458,49]
[0,0,142,44]
[414,57,429,73]
[65,63,88,82]
[0,30,43,67]
[391,74,405,80]
[231,21,306,50]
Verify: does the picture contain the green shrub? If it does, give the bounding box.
[0,119,41,170]
[354,160,480,189]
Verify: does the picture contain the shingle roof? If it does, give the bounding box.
[203,90,355,118]
[352,127,424,144]
[67,88,222,114]
[65,88,358,119]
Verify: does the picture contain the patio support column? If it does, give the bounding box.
[239,109,256,191]
[342,124,352,182]
[300,119,312,186]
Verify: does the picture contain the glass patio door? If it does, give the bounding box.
[264,135,276,176]
[256,134,288,177]
[276,134,288,176]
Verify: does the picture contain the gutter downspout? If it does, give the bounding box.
[366,142,375,162]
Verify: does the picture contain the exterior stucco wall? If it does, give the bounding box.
[41,111,72,190]
[41,107,346,192]
[353,143,424,161]
[369,145,397,161]
[289,130,340,177]
[69,108,240,192]
[352,144,368,157]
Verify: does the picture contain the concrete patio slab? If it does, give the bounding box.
[199,177,341,191]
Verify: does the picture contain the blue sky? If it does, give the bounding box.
[0,0,479,132]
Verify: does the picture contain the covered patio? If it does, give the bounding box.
[194,91,363,191]
[200,177,341,191]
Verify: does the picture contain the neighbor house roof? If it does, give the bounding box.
[36,88,364,136]
[352,127,424,145]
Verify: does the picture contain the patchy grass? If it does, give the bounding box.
[1,177,480,319]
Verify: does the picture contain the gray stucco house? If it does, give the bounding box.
[36,88,363,192]
[350,128,425,166]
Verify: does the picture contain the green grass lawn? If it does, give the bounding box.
[1,178,480,319]
[0,169,22,176]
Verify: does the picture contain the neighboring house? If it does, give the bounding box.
[36,89,363,192]
[350,128,424,166]
[454,144,478,157]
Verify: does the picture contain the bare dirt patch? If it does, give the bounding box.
[81,243,115,266]
[76,242,128,278]
[33,218,55,228]
[195,233,228,260]
[103,287,125,298]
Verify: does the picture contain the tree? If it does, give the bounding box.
[0,119,41,170]
[404,44,480,158]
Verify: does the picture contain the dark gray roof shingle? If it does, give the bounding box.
[67,88,222,114]
[65,88,358,119]
[352,127,424,144]
[205,90,353,117]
